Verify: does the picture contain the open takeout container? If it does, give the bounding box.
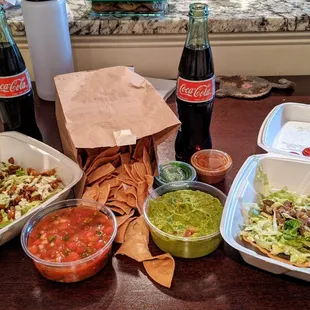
[220,102,310,281]
[0,131,83,246]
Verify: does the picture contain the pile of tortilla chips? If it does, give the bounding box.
[80,137,175,288]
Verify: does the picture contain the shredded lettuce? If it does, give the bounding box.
[240,165,310,265]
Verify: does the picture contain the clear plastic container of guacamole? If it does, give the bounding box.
[155,161,197,187]
[143,181,226,258]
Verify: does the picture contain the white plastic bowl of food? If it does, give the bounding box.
[221,102,310,282]
[0,131,83,246]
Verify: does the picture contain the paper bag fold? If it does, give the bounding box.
[55,66,180,149]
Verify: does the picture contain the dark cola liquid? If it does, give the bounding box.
[175,46,214,162]
[0,42,42,141]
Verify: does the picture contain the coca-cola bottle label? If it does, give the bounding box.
[0,69,32,99]
[176,75,215,103]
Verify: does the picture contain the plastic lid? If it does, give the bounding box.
[190,149,232,176]
[257,102,310,160]
[155,161,197,186]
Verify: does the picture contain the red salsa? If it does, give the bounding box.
[27,206,115,282]
[28,206,114,263]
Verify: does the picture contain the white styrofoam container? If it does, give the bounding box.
[258,102,310,157]
[0,131,83,246]
[221,102,310,281]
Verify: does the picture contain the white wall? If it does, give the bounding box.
[16,32,310,80]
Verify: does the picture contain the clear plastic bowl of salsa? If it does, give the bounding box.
[143,181,226,258]
[21,199,117,283]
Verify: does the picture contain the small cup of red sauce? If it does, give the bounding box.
[190,149,232,184]
[21,199,117,283]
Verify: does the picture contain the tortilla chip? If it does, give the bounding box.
[85,148,103,157]
[82,183,100,201]
[143,254,175,288]
[115,216,136,243]
[124,164,137,182]
[98,146,120,159]
[131,163,144,182]
[117,172,137,188]
[137,181,148,214]
[129,145,134,156]
[115,233,152,262]
[101,177,121,188]
[108,206,125,215]
[243,236,310,268]
[115,165,125,175]
[123,185,138,208]
[133,137,151,161]
[114,187,136,208]
[116,210,135,227]
[111,156,121,168]
[86,153,120,175]
[133,162,147,181]
[120,152,131,165]
[115,187,129,203]
[125,215,149,243]
[109,185,122,198]
[83,155,97,172]
[120,146,129,153]
[143,147,153,176]
[87,163,115,185]
[98,184,110,205]
[92,175,111,186]
[106,200,132,214]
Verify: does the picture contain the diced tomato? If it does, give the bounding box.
[75,246,85,255]
[96,240,105,249]
[54,237,63,247]
[65,251,80,261]
[33,239,41,246]
[67,242,77,251]
[29,245,38,255]
[103,226,114,236]
[46,249,57,259]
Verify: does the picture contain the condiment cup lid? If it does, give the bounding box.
[190,149,232,176]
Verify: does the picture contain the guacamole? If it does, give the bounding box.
[148,189,223,238]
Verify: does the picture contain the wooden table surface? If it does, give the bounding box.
[1,77,310,310]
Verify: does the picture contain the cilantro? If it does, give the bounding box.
[283,219,301,240]
[48,235,56,242]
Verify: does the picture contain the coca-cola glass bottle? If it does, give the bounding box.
[175,3,215,162]
[0,5,43,141]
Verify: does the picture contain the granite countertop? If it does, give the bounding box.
[6,0,310,36]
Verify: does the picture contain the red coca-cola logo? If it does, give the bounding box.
[177,76,215,103]
[0,70,32,99]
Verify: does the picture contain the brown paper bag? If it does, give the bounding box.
[55,66,180,197]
